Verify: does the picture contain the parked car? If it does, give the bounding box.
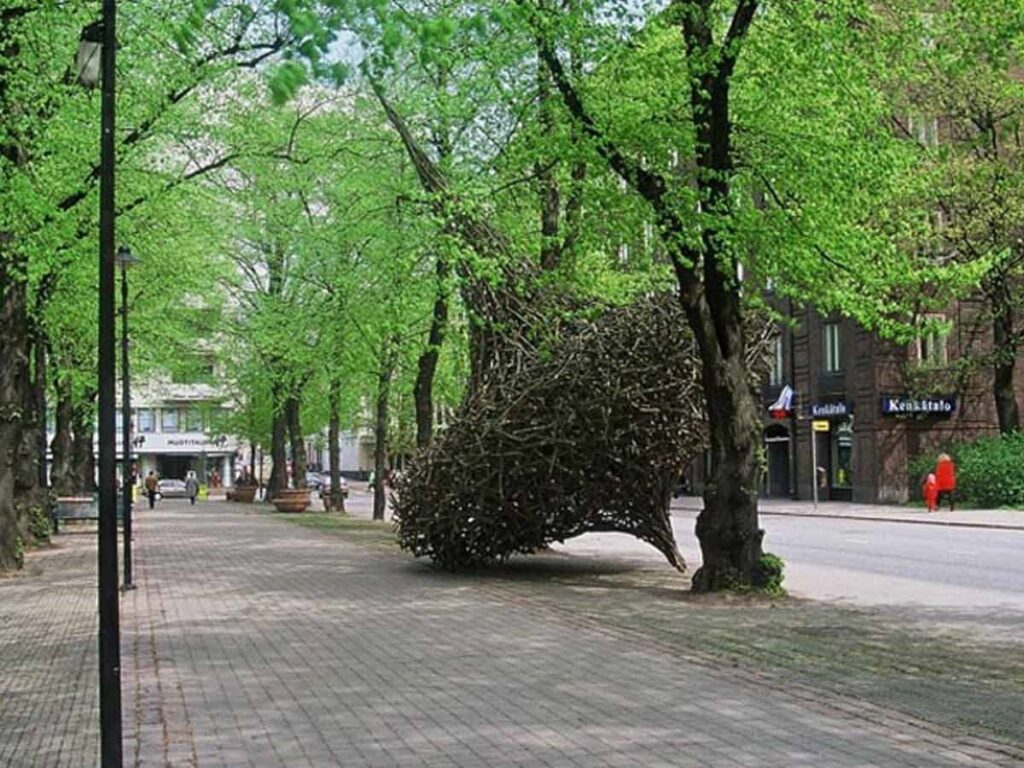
[156,478,188,499]
[318,475,349,499]
[305,472,325,491]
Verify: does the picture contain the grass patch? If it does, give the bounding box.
[269,512,397,549]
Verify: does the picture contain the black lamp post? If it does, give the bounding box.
[117,246,139,591]
[76,4,123,766]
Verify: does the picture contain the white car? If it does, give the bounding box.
[318,475,349,499]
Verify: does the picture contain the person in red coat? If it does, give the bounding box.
[922,472,939,512]
[935,453,956,511]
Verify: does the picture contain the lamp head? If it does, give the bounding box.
[75,21,103,88]
[116,246,141,270]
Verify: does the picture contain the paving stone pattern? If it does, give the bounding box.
[3,501,1023,767]
[0,533,99,767]
[123,502,1021,767]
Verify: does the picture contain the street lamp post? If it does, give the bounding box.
[76,4,123,766]
[118,246,139,591]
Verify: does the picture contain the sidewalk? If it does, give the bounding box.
[3,500,1023,766]
[672,496,1024,530]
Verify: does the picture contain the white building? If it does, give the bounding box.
[118,377,239,486]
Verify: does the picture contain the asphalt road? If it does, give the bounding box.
[554,508,1024,612]
[324,488,1024,612]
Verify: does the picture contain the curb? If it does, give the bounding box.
[672,505,1024,532]
[756,510,1024,532]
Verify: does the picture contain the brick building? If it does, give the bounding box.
[690,298,1024,504]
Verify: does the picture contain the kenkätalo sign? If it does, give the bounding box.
[810,401,851,418]
[881,396,956,416]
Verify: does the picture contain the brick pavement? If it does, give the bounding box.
[3,500,1024,767]
[0,531,99,767]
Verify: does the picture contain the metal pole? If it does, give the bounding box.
[810,421,819,512]
[121,266,134,590]
[98,0,123,764]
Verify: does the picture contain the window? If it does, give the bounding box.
[823,322,842,373]
[161,408,179,433]
[917,319,948,365]
[137,409,155,433]
[769,335,785,386]
[185,408,204,432]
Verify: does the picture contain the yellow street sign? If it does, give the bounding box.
[812,420,830,432]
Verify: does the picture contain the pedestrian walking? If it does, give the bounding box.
[935,452,956,511]
[923,472,939,512]
[144,470,159,510]
[185,471,200,506]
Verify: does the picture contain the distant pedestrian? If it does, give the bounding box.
[185,471,200,506]
[935,453,956,511]
[144,471,159,510]
[923,472,939,512]
[210,468,221,488]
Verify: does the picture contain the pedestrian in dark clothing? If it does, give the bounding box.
[185,471,200,506]
[144,471,159,509]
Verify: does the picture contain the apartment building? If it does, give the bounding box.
[733,299,1024,504]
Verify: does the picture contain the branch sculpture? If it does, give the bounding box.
[394,293,770,572]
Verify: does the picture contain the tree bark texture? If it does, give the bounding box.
[373,356,393,522]
[414,257,449,449]
[0,269,30,569]
[34,326,47,488]
[71,402,96,494]
[328,378,344,513]
[50,375,75,495]
[267,390,287,500]
[286,395,307,490]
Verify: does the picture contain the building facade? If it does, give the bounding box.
[118,379,239,486]
[690,299,1024,503]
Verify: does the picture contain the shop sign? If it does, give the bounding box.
[131,432,237,453]
[881,395,956,417]
[810,401,851,418]
[812,420,831,432]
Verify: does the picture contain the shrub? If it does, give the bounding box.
[754,552,786,596]
[910,433,1024,509]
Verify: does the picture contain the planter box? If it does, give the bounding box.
[228,485,257,503]
[272,488,310,514]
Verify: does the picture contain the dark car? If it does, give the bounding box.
[156,478,188,499]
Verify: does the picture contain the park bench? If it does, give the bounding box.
[52,497,97,533]
[52,495,125,533]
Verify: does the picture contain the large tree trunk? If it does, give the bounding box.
[414,257,449,449]
[991,292,1020,434]
[0,272,30,569]
[50,375,75,495]
[328,378,345,513]
[373,354,393,521]
[534,0,765,590]
[33,328,47,489]
[267,389,287,500]
[286,395,307,490]
[687,309,764,591]
[71,402,96,494]
[0,20,30,569]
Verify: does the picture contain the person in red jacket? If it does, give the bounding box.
[935,453,956,511]
[922,472,939,512]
